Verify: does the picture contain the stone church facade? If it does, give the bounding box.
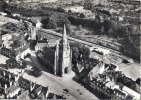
[36,25,72,77]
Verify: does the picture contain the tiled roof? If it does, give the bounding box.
[5,85,19,94]
[42,47,55,64]
[35,42,47,48]
[29,93,35,99]
[106,87,114,94]
[34,85,42,96]
[98,73,106,80]
[75,63,84,73]
[114,88,126,96]
[47,92,55,99]
[2,34,12,38]
[37,40,48,43]
[125,95,134,100]
[17,90,29,99]
[42,86,48,97]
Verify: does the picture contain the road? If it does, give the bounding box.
[23,50,99,100]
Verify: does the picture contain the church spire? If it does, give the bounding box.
[63,24,68,50]
[63,24,67,42]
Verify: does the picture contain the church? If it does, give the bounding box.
[36,25,72,77]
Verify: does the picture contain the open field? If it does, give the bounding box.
[68,25,119,44]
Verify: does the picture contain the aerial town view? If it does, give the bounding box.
[0,0,140,99]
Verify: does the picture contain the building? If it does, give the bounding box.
[2,34,12,41]
[122,86,140,99]
[35,20,42,28]
[0,42,29,59]
[5,85,20,99]
[6,58,21,69]
[0,48,16,59]
[35,40,48,51]
[37,25,72,77]
[17,90,30,99]
[2,40,13,49]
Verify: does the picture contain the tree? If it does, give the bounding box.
[100,26,104,34]
[80,13,85,18]
[79,45,90,57]
[10,40,21,48]
[66,24,71,34]
[103,20,117,32]
[71,47,80,64]
[57,7,65,12]
[136,78,140,85]
[31,66,42,77]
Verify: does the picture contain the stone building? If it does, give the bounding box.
[37,25,72,77]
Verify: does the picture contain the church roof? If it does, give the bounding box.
[39,47,55,65]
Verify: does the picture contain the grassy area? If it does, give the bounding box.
[71,25,118,43]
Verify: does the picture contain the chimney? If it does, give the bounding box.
[10,81,12,87]
[9,73,11,79]
[42,94,45,99]
[3,71,6,76]
[14,82,17,86]
[4,84,7,89]
[30,82,36,92]
[14,74,18,82]
[45,88,49,98]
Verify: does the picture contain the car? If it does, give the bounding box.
[63,89,69,93]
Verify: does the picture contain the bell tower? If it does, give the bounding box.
[61,24,72,77]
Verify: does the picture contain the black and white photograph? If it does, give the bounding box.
[0,0,140,99]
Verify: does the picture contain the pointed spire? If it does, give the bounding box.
[63,24,67,39]
[63,24,68,50]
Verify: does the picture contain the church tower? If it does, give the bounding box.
[60,24,72,77]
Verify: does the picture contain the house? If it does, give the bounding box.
[17,90,30,99]
[113,88,127,100]
[35,41,48,51]
[18,76,31,90]
[105,63,119,72]
[2,34,12,41]
[83,61,104,81]
[5,85,20,99]
[73,63,84,74]
[6,58,20,68]
[122,86,140,99]
[35,20,42,28]
[2,40,13,49]
[37,86,50,99]
[77,56,99,71]
[0,48,16,58]
[34,85,42,97]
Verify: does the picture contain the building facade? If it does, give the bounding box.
[37,25,72,77]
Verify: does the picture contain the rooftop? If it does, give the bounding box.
[17,90,30,99]
[35,42,47,48]
[2,34,12,38]
[5,85,19,94]
[122,86,140,99]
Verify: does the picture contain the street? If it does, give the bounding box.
[22,49,99,100]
